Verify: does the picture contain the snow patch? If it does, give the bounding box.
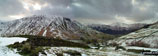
[43,30,47,36]
[0,37,28,56]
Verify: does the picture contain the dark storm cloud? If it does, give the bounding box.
[0,0,158,24]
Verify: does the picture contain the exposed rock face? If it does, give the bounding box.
[1,15,113,44]
[108,22,158,48]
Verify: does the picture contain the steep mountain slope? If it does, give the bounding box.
[108,22,158,48]
[88,23,146,36]
[0,21,8,35]
[1,15,114,44]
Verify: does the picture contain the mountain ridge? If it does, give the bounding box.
[88,23,147,36]
[1,15,114,45]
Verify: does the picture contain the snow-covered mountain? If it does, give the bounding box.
[1,15,113,44]
[88,23,146,35]
[108,21,158,48]
[0,20,8,35]
[111,22,146,30]
[110,22,131,28]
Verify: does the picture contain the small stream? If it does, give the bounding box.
[0,37,27,56]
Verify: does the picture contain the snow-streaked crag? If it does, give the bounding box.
[0,21,8,35]
[1,15,112,41]
[109,22,158,48]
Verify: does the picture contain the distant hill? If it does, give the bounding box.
[88,23,147,36]
[108,21,158,48]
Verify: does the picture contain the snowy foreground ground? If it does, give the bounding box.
[0,37,157,56]
[39,47,149,56]
[0,37,27,56]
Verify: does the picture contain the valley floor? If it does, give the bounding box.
[0,37,156,56]
[39,47,147,56]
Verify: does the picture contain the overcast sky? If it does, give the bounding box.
[0,0,157,24]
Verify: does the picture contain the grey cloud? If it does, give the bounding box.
[33,6,73,18]
[0,0,158,24]
[0,0,23,16]
[122,0,158,22]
